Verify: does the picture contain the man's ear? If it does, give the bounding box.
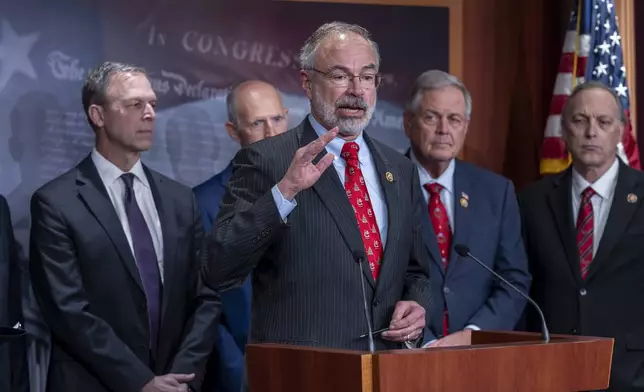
[225,121,241,144]
[88,104,105,129]
[300,70,313,100]
[403,111,414,139]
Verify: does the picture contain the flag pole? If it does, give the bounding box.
[572,0,583,89]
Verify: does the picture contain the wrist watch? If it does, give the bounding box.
[404,332,424,348]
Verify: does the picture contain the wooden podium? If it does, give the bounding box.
[246,331,614,392]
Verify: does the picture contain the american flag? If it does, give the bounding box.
[539,0,640,174]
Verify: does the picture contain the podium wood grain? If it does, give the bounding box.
[246,331,614,392]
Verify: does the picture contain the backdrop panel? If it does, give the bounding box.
[0,0,449,250]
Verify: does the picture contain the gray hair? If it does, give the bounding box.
[404,70,472,119]
[226,83,241,126]
[299,21,381,70]
[82,61,147,129]
[561,80,626,125]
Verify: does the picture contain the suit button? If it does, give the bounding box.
[373,299,381,307]
[571,328,578,335]
[443,287,450,294]
[580,289,587,296]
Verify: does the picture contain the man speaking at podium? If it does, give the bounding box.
[202,21,431,351]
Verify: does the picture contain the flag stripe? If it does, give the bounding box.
[550,96,567,116]
[559,53,588,76]
[544,115,562,138]
[562,31,592,56]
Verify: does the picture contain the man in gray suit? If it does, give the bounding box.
[29,62,220,392]
[202,22,431,351]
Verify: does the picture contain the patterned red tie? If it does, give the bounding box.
[577,187,595,280]
[424,183,452,336]
[341,142,383,280]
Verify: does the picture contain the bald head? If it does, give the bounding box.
[226,80,288,147]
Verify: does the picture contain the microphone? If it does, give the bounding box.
[354,250,375,353]
[454,244,550,343]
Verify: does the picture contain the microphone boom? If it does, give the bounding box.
[454,244,550,343]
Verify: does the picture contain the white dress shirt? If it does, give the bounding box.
[272,115,388,245]
[91,148,165,282]
[571,158,619,258]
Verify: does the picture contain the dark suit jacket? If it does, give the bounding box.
[518,161,644,391]
[413,159,531,340]
[29,155,220,392]
[0,195,29,392]
[194,163,251,392]
[202,119,431,351]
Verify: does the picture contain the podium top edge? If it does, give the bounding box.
[247,334,614,355]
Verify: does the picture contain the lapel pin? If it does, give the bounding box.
[627,193,638,203]
[460,192,469,208]
[385,171,394,182]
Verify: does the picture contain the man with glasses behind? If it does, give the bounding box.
[201,21,431,352]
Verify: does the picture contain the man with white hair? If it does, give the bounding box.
[201,21,431,351]
[403,69,531,347]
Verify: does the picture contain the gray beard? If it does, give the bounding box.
[312,89,375,136]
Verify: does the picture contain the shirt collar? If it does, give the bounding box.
[409,149,455,195]
[91,148,150,188]
[307,114,368,162]
[571,157,619,200]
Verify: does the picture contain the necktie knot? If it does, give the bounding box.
[121,173,136,202]
[581,187,595,202]
[121,173,136,190]
[341,142,360,163]
[424,182,444,196]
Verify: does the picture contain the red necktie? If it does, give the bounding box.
[424,183,452,336]
[341,142,383,280]
[577,187,595,280]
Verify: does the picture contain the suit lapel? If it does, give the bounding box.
[448,161,474,275]
[586,163,643,282]
[143,167,176,321]
[298,122,375,288]
[363,134,401,292]
[76,155,145,293]
[546,169,583,286]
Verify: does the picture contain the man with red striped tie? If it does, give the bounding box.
[403,70,531,348]
[202,22,430,354]
[518,81,644,390]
